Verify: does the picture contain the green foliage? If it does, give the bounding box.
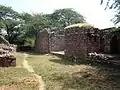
[19,8,85,45]
[0,5,22,44]
[24,37,35,46]
[50,8,85,28]
[25,53,119,90]
[101,0,120,24]
[0,21,5,28]
[20,12,33,23]
[0,5,85,45]
[0,5,19,20]
[0,35,9,45]
[20,13,52,37]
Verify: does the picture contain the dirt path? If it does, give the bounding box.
[23,53,45,90]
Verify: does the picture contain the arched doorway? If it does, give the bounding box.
[110,35,118,54]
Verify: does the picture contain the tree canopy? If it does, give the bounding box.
[0,5,85,45]
[50,8,85,28]
[101,0,120,24]
[0,5,22,44]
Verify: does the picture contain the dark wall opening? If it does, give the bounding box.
[110,36,119,54]
[100,37,104,53]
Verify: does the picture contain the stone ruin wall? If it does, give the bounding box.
[49,33,65,52]
[65,27,101,57]
[35,31,49,53]
[101,30,120,54]
[0,44,16,67]
[35,30,65,53]
[64,26,120,58]
[65,27,87,57]
[0,54,16,67]
[87,28,101,53]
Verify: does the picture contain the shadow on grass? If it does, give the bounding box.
[49,54,89,65]
[17,51,120,89]
[52,55,120,69]
[48,66,120,90]
[48,55,120,89]
[49,58,74,65]
[61,73,112,90]
[47,68,119,90]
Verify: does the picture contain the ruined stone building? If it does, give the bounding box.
[35,30,65,53]
[64,23,101,57]
[35,23,120,58]
[0,35,16,67]
[65,23,120,57]
[35,30,49,53]
[100,27,120,54]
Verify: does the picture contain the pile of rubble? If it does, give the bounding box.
[87,52,120,67]
[88,52,114,61]
[0,44,16,67]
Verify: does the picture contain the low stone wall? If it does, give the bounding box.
[0,54,16,67]
[0,44,16,67]
[0,44,17,52]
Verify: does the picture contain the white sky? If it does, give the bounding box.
[0,0,116,29]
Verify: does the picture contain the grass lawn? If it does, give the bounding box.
[26,52,120,90]
[0,52,39,90]
[0,52,120,90]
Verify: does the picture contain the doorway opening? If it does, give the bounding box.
[110,35,119,54]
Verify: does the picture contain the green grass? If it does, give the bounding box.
[26,53,120,90]
[0,67,38,90]
[1,52,119,90]
[13,52,25,66]
[0,52,39,90]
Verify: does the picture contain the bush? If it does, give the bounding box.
[24,37,35,46]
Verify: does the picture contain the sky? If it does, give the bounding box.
[0,0,116,29]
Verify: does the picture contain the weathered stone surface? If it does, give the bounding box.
[35,26,120,59]
[0,54,16,67]
[65,27,100,57]
[0,44,16,52]
[35,30,49,53]
[0,44,16,67]
[100,29,120,54]
[35,31,65,53]
[49,33,65,51]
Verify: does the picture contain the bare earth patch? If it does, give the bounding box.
[19,76,38,86]
[0,52,39,90]
[23,53,45,90]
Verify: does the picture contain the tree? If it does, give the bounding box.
[23,8,85,36]
[101,0,120,24]
[50,8,85,28]
[19,13,52,45]
[20,13,51,37]
[0,5,21,43]
[0,5,86,45]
